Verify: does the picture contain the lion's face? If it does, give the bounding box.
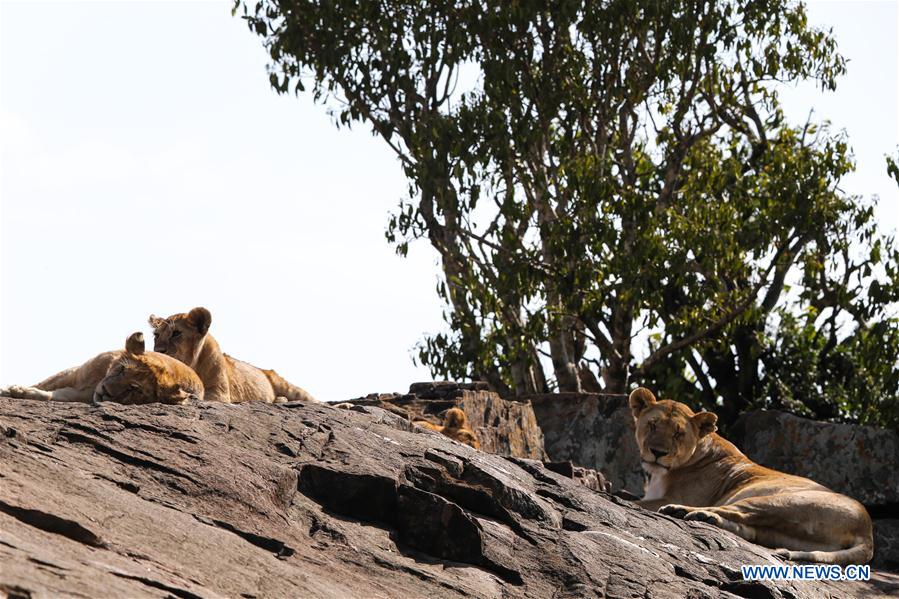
[442,407,469,429]
[93,332,203,405]
[629,387,717,471]
[148,307,212,366]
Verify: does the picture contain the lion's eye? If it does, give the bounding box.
[648,421,657,431]
[674,430,684,440]
[171,330,181,339]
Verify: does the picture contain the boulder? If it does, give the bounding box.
[346,382,547,460]
[527,392,643,496]
[0,395,884,598]
[874,519,899,572]
[730,410,899,507]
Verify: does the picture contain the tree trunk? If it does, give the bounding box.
[548,317,582,393]
[419,180,510,396]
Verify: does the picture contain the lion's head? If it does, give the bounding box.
[442,407,469,429]
[148,307,212,366]
[440,407,480,449]
[93,332,204,405]
[629,387,717,471]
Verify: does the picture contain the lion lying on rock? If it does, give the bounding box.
[629,387,873,565]
[413,407,481,449]
[149,307,316,404]
[1,333,203,405]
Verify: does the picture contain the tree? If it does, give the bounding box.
[236,0,899,426]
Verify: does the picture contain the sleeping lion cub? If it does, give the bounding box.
[149,307,316,404]
[413,407,481,449]
[1,332,203,405]
[629,387,873,565]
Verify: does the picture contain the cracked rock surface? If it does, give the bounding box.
[0,397,884,598]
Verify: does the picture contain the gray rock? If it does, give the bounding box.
[874,519,899,572]
[535,460,611,493]
[730,410,899,506]
[528,392,644,496]
[0,395,882,598]
[408,380,491,397]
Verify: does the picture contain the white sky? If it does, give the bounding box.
[1,1,897,401]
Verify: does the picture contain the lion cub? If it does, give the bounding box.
[414,407,481,449]
[629,387,873,565]
[1,333,203,405]
[148,307,316,404]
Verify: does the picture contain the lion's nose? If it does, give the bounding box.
[651,448,668,460]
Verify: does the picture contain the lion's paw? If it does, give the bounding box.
[2,385,29,398]
[2,385,51,401]
[683,510,723,526]
[659,504,692,519]
[773,548,792,560]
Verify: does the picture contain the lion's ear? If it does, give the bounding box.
[125,332,146,355]
[188,307,212,335]
[628,387,657,418]
[148,314,164,329]
[692,411,718,437]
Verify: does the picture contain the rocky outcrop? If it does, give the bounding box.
[730,410,899,506]
[528,392,643,496]
[347,382,547,460]
[1,396,888,598]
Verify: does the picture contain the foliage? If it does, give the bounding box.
[235,0,899,427]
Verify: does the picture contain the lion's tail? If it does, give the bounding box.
[779,540,873,566]
[262,369,317,402]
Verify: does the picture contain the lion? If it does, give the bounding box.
[413,407,481,449]
[628,387,873,565]
[148,307,316,404]
[1,333,203,405]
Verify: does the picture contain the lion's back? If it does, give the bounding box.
[37,350,124,390]
[223,354,276,402]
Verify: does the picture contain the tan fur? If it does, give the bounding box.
[148,307,316,404]
[629,387,873,565]
[414,419,444,432]
[1,333,203,405]
[413,407,481,450]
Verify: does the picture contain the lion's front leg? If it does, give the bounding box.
[2,384,95,403]
[1,385,54,401]
[46,386,96,402]
[659,503,759,541]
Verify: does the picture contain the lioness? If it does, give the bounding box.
[629,387,873,565]
[1,333,203,405]
[413,407,481,449]
[148,307,316,404]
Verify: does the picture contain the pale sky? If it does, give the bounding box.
[1,1,897,401]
